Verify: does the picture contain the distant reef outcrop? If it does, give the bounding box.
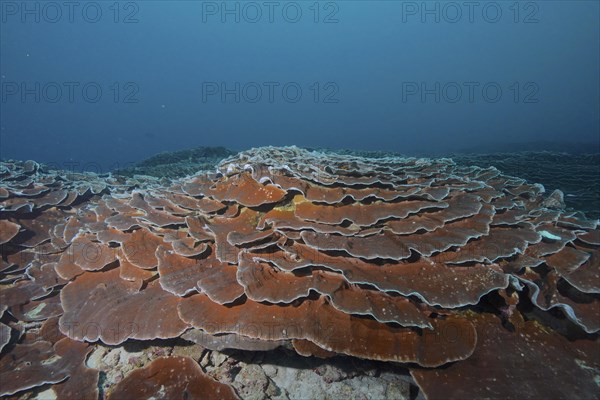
[115,146,236,178]
[113,145,600,220]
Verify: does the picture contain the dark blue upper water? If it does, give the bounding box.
[1,1,598,172]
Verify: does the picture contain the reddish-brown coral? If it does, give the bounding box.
[410,313,600,399]
[1,147,599,398]
[184,172,286,207]
[0,220,20,244]
[179,294,477,367]
[120,227,164,269]
[292,339,337,359]
[59,268,189,345]
[0,340,70,396]
[0,317,99,399]
[182,329,285,352]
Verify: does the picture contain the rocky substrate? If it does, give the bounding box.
[14,338,412,400]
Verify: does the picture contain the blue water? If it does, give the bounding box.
[1,1,598,172]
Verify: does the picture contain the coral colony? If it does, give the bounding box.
[1,147,598,399]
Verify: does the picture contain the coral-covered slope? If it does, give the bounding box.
[1,147,598,399]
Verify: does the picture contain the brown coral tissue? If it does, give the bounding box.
[1,147,599,399]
